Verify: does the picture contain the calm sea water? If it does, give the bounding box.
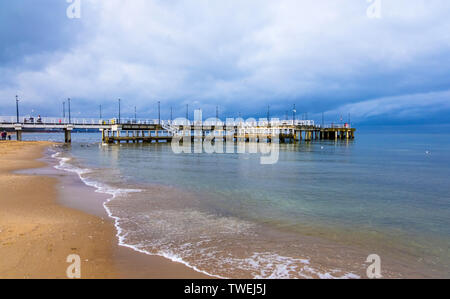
[24,127,450,278]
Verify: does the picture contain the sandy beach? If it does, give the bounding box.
[0,141,209,279]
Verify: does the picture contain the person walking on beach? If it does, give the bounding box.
[1,131,6,140]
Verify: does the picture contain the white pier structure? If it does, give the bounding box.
[0,115,354,144]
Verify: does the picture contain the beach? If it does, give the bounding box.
[0,141,209,279]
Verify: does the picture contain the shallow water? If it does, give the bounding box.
[24,128,450,278]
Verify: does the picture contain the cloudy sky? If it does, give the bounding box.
[1,0,449,125]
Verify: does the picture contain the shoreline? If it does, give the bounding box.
[47,142,444,279]
[0,141,210,279]
[2,139,446,279]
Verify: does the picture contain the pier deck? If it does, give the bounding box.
[0,117,355,144]
[102,124,355,144]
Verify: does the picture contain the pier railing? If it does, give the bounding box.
[1,114,355,144]
[0,115,353,130]
[0,116,172,126]
[319,124,352,129]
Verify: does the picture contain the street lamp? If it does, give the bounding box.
[158,101,161,125]
[292,104,296,124]
[16,95,19,123]
[68,98,71,124]
[118,98,121,124]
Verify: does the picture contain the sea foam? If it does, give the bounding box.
[50,148,360,279]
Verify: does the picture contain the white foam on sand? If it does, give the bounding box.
[221,252,360,279]
[50,149,222,278]
[50,149,361,280]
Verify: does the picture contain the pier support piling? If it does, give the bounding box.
[64,130,71,143]
[14,124,23,141]
[64,125,74,143]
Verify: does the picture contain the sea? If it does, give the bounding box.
[21,125,450,278]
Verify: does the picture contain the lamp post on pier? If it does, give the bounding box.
[118,98,121,124]
[68,98,71,124]
[158,101,161,125]
[16,95,19,123]
[293,104,296,125]
[216,106,219,126]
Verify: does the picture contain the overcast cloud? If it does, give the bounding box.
[0,0,449,124]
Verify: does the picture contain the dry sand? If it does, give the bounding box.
[0,141,210,279]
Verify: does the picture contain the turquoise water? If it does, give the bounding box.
[25,128,450,278]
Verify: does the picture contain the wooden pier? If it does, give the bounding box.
[0,116,355,144]
[101,123,356,144]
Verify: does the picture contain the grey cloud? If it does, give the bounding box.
[1,0,450,124]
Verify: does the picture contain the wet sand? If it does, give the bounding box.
[0,141,210,279]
